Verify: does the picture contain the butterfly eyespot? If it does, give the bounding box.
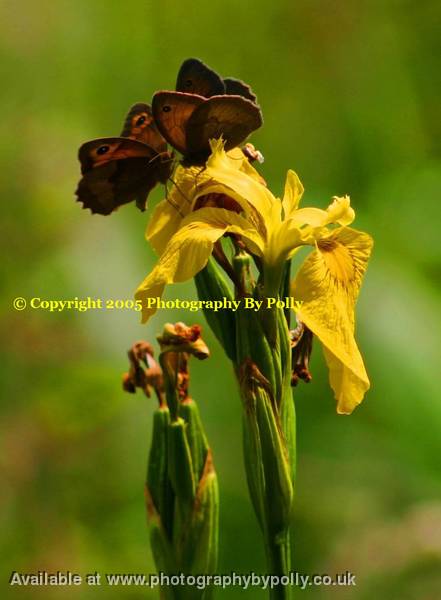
[162,105,171,112]
[135,115,146,126]
[96,145,110,155]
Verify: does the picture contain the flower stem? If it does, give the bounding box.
[265,533,291,600]
[196,252,296,599]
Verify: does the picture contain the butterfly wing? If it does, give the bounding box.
[76,138,170,215]
[176,58,225,97]
[223,77,258,104]
[152,91,205,154]
[76,159,162,215]
[176,58,259,103]
[186,95,263,157]
[78,137,157,173]
[120,102,168,152]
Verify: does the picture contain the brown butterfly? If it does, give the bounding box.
[76,103,173,215]
[152,58,263,165]
[176,57,258,102]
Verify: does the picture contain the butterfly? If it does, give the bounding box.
[175,57,258,102]
[76,103,173,215]
[152,58,263,165]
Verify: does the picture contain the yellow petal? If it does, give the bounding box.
[225,146,246,163]
[181,207,264,257]
[228,146,265,183]
[292,227,373,414]
[282,170,304,217]
[210,142,265,184]
[146,163,206,253]
[136,207,263,323]
[288,207,330,227]
[286,196,354,230]
[225,146,260,178]
[325,195,355,226]
[205,139,275,219]
[268,218,312,266]
[146,198,184,255]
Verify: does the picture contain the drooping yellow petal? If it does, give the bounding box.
[136,207,263,322]
[292,227,373,414]
[136,224,227,323]
[282,170,304,218]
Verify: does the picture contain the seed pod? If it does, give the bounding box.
[179,398,209,482]
[178,450,219,577]
[168,418,196,506]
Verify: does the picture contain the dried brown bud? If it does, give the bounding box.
[290,322,313,386]
[122,340,163,400]
[157,323,210,360]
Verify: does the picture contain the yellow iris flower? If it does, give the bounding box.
[136,140,373,414]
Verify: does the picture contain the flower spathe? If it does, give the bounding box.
[136,139,373,413]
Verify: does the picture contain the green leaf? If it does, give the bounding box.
[195,258,236,361]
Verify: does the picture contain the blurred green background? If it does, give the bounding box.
[1,1,440,598]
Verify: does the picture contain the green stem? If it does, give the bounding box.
[265,532,291,600]
[196,251,296,600]
[240,305,295,600]
[159,354,179,421]
[281,259,292,329]
[263,261,285,299]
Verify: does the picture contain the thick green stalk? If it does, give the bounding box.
[196,251,296,599]
[241,368,294,600]
[264,535,291,600]
[236,285,295,599]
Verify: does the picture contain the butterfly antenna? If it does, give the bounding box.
[193,165,213,191]
[162,155,177,167]
[148,152,176,167]
[168,177,193,206]
[164,192,185,218]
